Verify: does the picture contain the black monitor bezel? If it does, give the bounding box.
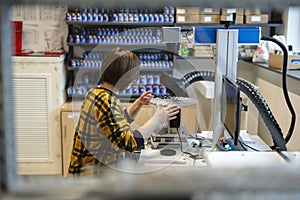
[221,75,241,146]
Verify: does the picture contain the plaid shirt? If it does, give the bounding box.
[68,87,144,175]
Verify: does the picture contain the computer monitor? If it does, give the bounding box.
[221,76,241,146]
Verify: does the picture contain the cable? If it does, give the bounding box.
[261,36,296,145]
[176,128,197,160]
[178,71,287,151]
[185,29,193,43]
[238,139,259,151]
[237,78,286,151]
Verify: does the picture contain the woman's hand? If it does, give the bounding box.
[137,104,181,137]
[127,91,153,119]
[136,91,153,106]
[153,104,181,123]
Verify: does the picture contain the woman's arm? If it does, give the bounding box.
[126,91,152,119]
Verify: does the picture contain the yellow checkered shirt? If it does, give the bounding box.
[68,87,144,175]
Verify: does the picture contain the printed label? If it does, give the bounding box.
[204,16,212,22]
[177,9,186,14]
[67,113,80,118]
[251,16,261,22]
[227,8,237,13]
[204,8,213,13]
[178,16,185,22]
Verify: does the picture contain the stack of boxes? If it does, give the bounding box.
[176,7,200,23]
[176,7,269,24]
[176,7,220,24]
[220,8,244,24]
[199,8,220,24]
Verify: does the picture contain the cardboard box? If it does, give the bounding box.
[244,8,261,15]
[221,8,244,15]
[199,8,220,15]
[269,53,300,70]
[245,14,268,24]
[192,45,214,57]
[199,15,220,24]
[176,14,199,23]
[176,7,199,15]
[221,14,244,24]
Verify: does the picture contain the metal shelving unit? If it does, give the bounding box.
[65,9,178,102]
[67,21,174,27]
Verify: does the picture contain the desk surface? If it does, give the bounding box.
[139,134,293,168]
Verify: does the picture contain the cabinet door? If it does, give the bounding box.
[61,111,80,176]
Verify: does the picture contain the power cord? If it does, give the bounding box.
[176,128,197,160]
[185,29,193,43]
[238,139,259,151]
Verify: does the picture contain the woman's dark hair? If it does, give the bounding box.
[100,48,140,92]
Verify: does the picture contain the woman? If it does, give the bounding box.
[68,48,180,176]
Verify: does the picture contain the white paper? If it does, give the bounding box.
[251,16,261,22]
[204,8,213,13]
[227,8,237,14]
[204,16,212,22]
[178,16,185,22]
[177,9,186,14]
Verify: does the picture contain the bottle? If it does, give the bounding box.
[163,14,169,23]
[81,13,87,21]
[118,12,123,22]
[67,86,73,95]
[169,14,174,23]
[87,12,93,21]
[123,13,128,22]
[163,7,169,14]
[97,35,102,43]
[143,13,149,22]
[80,35,85,43]
[75,35,80,43]
[76,12,82,21]
[98,13,103,22]
[66,13,71,21]
[169,7,175,15]
[103,13,108,22]
[67,34,74,43]
[138,13,144,22]
[149,13,154,22]
[112,13,118,22]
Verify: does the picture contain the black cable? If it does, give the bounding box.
[275,149,291,162]
[179,71,287,150]
[261,36,296,144]
[238,139,259,151]
[176,128,197,160]
[237,78,286,151]
[185,29,193,43]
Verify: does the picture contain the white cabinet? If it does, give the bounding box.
[12,55,66,175]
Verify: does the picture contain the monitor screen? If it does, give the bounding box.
[221,76,241,145]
